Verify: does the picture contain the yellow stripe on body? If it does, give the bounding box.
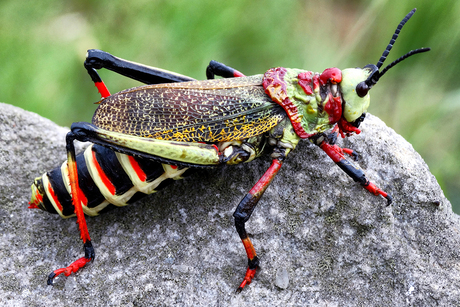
[116,152,189,195]
[60,147,111,216]
[83,146,134,207]
[42,173,70,219]
[53,144,190,217]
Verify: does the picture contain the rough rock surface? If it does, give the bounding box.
[0,102,459,306]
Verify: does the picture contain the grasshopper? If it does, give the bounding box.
[29,8,429,291]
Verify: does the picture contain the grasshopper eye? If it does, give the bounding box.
[356,81,369,98]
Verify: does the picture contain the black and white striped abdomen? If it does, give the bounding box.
[39,144,191,218]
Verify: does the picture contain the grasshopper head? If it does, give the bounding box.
[340,65,375,123]
[339,8,430,132]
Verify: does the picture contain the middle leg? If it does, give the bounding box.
[233,158,283,292]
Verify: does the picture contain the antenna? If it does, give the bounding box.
[364,8,430,89]
[376,8,416,70]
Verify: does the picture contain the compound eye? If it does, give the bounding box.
[356,81,369,98]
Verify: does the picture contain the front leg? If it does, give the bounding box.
[318,140,392,205]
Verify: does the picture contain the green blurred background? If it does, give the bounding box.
[1,0,459,212]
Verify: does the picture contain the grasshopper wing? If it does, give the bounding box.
[92,75,286,142]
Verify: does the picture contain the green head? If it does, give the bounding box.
[341,67,372,122]
[340,8,430,124]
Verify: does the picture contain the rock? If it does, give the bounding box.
[1,102,459,306]
[275,267,289,289]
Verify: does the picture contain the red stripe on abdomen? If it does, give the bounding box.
[92,149,116,195]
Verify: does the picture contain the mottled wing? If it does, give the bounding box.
[92,75,286,142]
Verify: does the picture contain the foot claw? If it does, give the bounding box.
[47,256,93,285]
[386,194,393,206]
[47,272,56,285]
[236,267,257,293]
[46,241,94,285]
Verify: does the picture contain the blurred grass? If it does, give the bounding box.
[1,0,459,212]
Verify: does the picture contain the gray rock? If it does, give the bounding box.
[275,267,289,289]
[0,102,459,306]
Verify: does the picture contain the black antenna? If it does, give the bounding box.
[378,47,431,79]
[376,8,416,70]
[364,8,430,89]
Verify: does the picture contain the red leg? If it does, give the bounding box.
[233,159,283,292]
[84,49,195,87]
[319,141,392,205]
[206,60,246,79]
[85,66,111,99]
[47,132,95,285]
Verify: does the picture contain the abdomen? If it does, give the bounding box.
[31,144,192,218]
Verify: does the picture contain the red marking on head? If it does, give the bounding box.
[128,156,147,182]
[319,68,342,85]
[324,93,342,124]
[170,165,178,170]
[337,117,361,138]
[320,68,343,126]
